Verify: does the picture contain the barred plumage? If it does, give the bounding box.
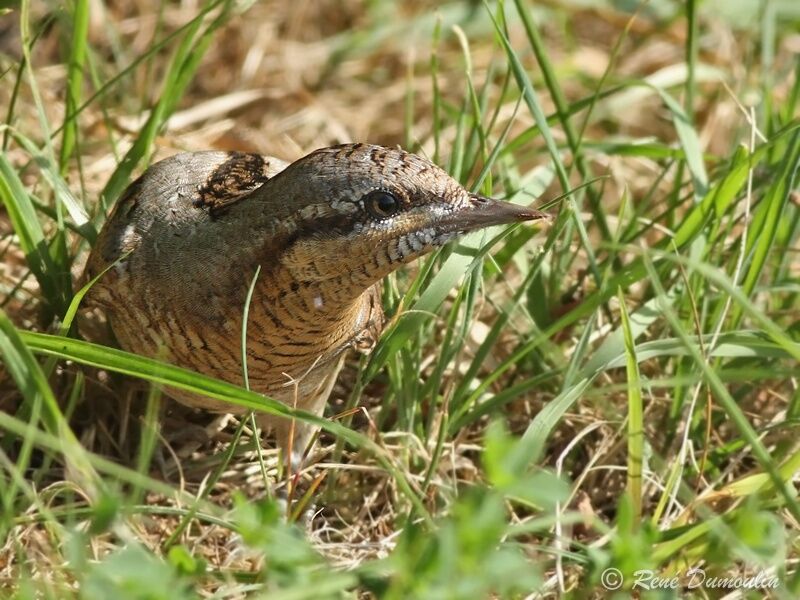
[85,143,547,461]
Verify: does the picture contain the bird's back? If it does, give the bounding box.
[86,151,289,300]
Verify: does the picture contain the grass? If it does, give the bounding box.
[1,0,799,597]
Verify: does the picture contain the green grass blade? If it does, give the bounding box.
[519,378,593,465]
[241,265,261,390]
[618,287,644,527]
[0,152,67,316]
[59,0,90,175]
[740,129,800,300]
[654,87,709,199]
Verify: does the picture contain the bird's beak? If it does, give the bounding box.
[439,193,550,233]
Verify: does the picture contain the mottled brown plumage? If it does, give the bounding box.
[85,143,547,461]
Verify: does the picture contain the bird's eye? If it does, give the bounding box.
[364,190,400,219]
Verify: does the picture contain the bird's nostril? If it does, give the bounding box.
[469,193,492,205]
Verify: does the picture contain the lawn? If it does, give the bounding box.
[0,0,798,597]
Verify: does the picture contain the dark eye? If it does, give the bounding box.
[364,190,400,219]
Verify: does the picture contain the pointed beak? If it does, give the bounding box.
[439,193,550,233]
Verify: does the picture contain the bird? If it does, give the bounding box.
[84,143,548,465]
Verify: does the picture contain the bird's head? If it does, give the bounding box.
[259,143,548,292]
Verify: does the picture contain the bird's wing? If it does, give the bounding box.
[190,151,289,217]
